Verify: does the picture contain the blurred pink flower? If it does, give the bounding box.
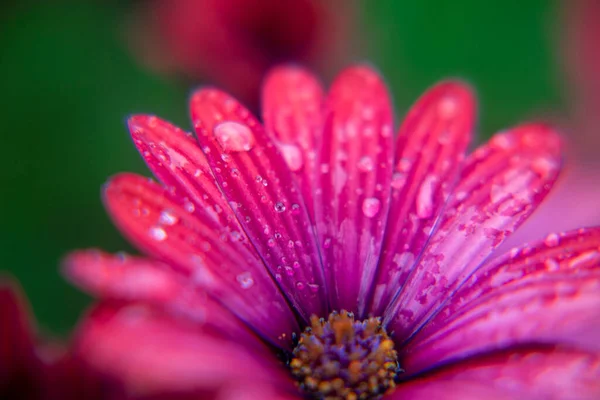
[64,65,600,399]
[0,279,114,399]
[505,0,600,247]
[128,0,353,108]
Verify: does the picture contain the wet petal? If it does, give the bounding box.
[63,250,254,341]
[403,227,600,372]
[74,302,286,397]
[370,81,475,315]
[262,66,325,220]
[315,65,394,315]
[128,115,233,230]
[391,349,600,400]
[103,173,298,347]
[191,88,326,321]
[386,123,562,340]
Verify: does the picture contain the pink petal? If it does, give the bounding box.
[370,81,475,315]
[262,66,325,220]
[314,65,394,315]
[63,250,254,342]
[128,115,233,230]
[0,281,37,385]
[103,173,298,347]
[74,302,287,397]
[403,227,600,372]
[386,123,562,340]
[190,88,326,321]
[391,349,600,400]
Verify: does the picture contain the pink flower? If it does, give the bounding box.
[0,279,115,399]
[506,0,600,247]
[128,0,353,108]
[65,65,600,399]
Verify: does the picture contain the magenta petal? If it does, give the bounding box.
[262,66,325,221]
[190,88,327,321]
[103,173,298,347]
[0,282,36,388]
[63,250,255,341]
[386,123,562,339]
[370,81,475,315]
[392,349,600,400]
[128,115,236,231]
[74,302,286,397]
[314,65,394,315]
[403,227,600,373]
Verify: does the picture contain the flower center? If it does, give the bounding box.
[290,310,400,400]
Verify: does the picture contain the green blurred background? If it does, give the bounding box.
[0,0,563,335]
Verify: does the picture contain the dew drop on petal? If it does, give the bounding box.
[391,172,406,190]
[159,210,178,226]
[544,233,560,247]
[357,156,374,172]
[236,272,254,289]
[149,226,167,241]
[438,96,457,117]
[280,143,304,171]
[416,175,437,219]
[274,202,286,213]
[362,197,381,218]
[184,201,195,213]
[214,121,255,152]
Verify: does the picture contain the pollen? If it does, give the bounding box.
[290,310,400,400]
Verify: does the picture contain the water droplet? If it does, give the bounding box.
[307,283,319,292]
[296,282,305,290]
[362,197,381,218]
[184,201,195,213]
[544,258,560,271]
[255,175,263,183]
[438,96,457,117]
[280,144,303,171]
[323,237,332,249]
[290,203,300,215]
[391,172,406,190]
[159,210,178,226]
[149,226,167,241]
[416,175,437,219]
[544,233,560,247]
[230,168,240,178]
[236,272,254,289]
[397,158,412,172]
[357,156,374,172]
[274,202,286,213]
[214,121,255,152]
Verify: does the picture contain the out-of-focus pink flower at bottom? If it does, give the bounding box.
[0,279,118,399]
[64,65,600,399]
[127,0,353,108]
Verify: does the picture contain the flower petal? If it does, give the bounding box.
[391,349,600,400]
[190,88,327,321]
[370,81,475,315]
[262,66,325,220]
[63,250,255,341]
[74,302,287,397]
[128,115,233,230]
[0,281,37,386]
[403,227,600,372]
[386,123,562,339]
[103,173,298,347]
[315,65,394,315]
